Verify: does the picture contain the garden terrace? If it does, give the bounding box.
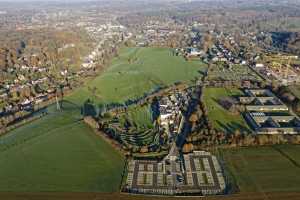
[102,104,160,147]
[119,129,158,146]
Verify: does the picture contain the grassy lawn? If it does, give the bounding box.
[220,145,300,193]
[68,47,207,104]
[0,102,125,192]
[203,87,251,134]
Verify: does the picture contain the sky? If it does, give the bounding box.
[0,0,131,1]
[0,0,86,1]
[0,0,194,1]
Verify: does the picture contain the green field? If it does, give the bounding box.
[0,103,125,192]
[68,47,207,104]
[203,88,251,134]
[220,145,300,193]
[0,47,205,192]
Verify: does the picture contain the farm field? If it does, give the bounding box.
[219,145,300,193]
[68,47,207,104]
[203,87,251,134]
[0,102,125,192]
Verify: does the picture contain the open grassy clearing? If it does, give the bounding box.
[203,87,251,134]
[220,145,300,193]
[0,102,125,192]
[68,47,207,104]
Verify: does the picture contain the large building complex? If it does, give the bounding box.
[239,89,288,112]
[240,89,300,134]
[124,151,226,195]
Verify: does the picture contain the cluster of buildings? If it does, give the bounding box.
[124,151,226,196]
[1,17,129,123]
[240,89,300,134]
[124,90,226,196]
[210,43,246,65]
[1,76,51,115]
[0,58,95,117]
[81,23,131,69]
[135,21,183,47]
[175,47,204,58]
[188,25,300,87]
[159,91,190,137]
[252,55,300,86]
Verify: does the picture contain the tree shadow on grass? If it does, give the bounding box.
[216,120,251,135]
[61,100,81,110]
[211,97,227,110]
[198,70,206,77]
